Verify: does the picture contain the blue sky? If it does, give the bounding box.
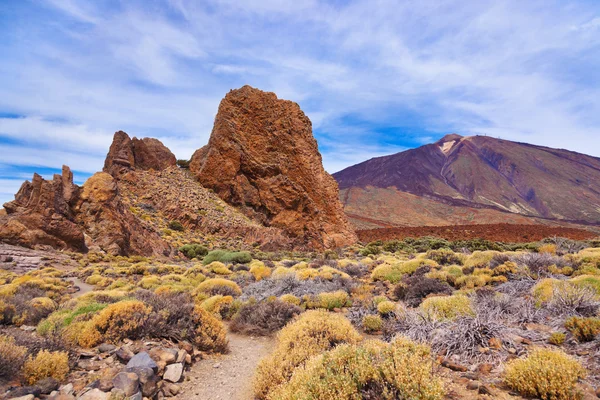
[1,0,599,205]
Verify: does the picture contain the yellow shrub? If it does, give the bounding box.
[371,259,438,283]
[0,335,27,378]
[195,278,242,297]
[532,279,572,306]
[493,261,518,276]
[570,275,600,295]
[192,306,228,353]
[79,300,151,347]
[548,332,566,346]
[291,261,309,270]
[206,261,232,275]
[22,350,69,385]
[564,316,600,342]
[139,276,161,289]
[538,244,557,255]
[421,295,473,320]
[250,263,272,281]
[377,300,397,315]
[362,315,383,333]
[296,268,319,280]
[272,267,294,279]
[279,294,301,305]
[316,291,350,310]
[253,310,361,399]
[463,251,501,269]
[504,348,586,400]
[201,295,234,318]
[85,274,103,285]
[268,338,444,400]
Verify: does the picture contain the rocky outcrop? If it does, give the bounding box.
[0,167,171,256]
[190,85,357,249]
[104,131,176,177]
[1,166,86,251]
[74,172,171,256]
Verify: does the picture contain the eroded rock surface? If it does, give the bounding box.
[190,85,356,249]
[104,131,176,177]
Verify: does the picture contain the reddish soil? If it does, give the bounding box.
[357,223,599,243]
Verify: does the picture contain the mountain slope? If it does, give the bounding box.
[334,134,600,228]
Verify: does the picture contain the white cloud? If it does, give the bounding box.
[0,0,598,189]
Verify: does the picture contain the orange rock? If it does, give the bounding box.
[190,85,357,250]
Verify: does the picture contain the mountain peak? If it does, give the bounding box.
[437,133,463,143]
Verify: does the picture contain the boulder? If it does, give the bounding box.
[126,352,158,373]
[149,347,178,365]
[190,85,357,250]
[112,372,140,397]
[163,363,183,383]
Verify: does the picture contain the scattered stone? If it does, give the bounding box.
[466,381,480,390]
[213,362,221,369]
[477,363,494,376]
[98,343,117,353]
[149,347,178,365]
[176,349,187,364]
[36,377,60,394]
[6,386,41,398]
[59,383,75,395]
[163,363,184,383]
[478,384,495,396]
[77,388,109,400]
[112,372,140,397]
[48,393,76,400]
[9,395,35,400]
[126,352,158,373]
[116,347,135,363]
[162,382,180,397]
[179,341,193,354]
[441,359,468,372]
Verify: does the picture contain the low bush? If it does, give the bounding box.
[313,290,351,310]
[564,316,600,342]
[22,349,69,385]
[372,259,438,284]
[241,275,353,302]
[0,335,28,379]
[205,261,233,275]
[201,295,235,319]
[395,276,453,307]
[548,332,566,346]
[178,244,209,259]
[196,278,242,297]
[377,300,397,315]
[426,249,464,266]
[168,220,184,231]
[230,300,302,336]
[268,337,444,400]
[203,250,252,265]
[362,314,383,333]
[253,310,362,399]
[421,295,474,321]
[250,262,272,281]
[78,300,151,347]
[504,348,586,400]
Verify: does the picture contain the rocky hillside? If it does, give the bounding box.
[191,85,356,250]
[334,134,600,229]
[0,86,356,254]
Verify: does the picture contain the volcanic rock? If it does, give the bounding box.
[104,131,176,177]
[190,85,356,249]
[1,166,85,251]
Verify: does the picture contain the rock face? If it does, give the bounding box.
[0,167,170,256]
[104,131,176,177]
[190,85,356,249]
[1,166,86,251]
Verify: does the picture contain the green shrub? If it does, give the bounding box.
[179,244,209,259]
[203,250,252,265]
[168,220,184,231]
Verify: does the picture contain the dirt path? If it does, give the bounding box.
[177,329,276,400]
[66,277,95,298]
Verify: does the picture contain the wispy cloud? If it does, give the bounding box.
[0,0,598,206]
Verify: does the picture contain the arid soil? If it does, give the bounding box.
[177,327,276,400]
[357,223,598,243]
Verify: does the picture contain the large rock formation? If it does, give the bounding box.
[190,85,357,249]
[104,131,176,177]
[0,166,171,256]
[1,166,86,251]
